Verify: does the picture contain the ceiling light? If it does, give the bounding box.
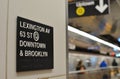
[68,25,120,51]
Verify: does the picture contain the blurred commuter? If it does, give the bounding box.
[112,59,118,66]
[100,60,107,68]
[76,60,86,79]
[112,59,118,76]
[76,60,86,74]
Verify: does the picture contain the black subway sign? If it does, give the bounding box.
[69,0,109,18]
[16,16,54,72]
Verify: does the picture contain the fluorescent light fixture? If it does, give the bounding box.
[68,25,120,51]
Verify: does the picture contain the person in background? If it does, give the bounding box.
[112,59,118,76]
[100,60,107,68]
[76,60,86,74]
[99,60,109,79]
[112,59,118,66]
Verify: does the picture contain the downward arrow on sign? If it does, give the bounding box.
[95,0,108,13]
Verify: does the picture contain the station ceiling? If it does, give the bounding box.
[68,0,120,54]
